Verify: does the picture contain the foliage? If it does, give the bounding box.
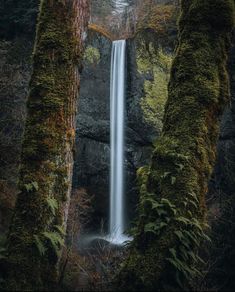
[46,197,59,216]
[128,189,210,290]
[33,227,65,258]
[84,46,101,65]
[144,4,176,34]
[24,181,39,192]
[42,231,64,255]
[33,235,46,257]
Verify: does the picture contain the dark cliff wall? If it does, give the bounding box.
[72,28,173,233]
[73,30,112,232]
[212,37,235,196]
[0,39,33,232]
[204,35,235,291]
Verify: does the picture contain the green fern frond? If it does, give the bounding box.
[33,235,47,256]
[46,197,58,216]
[54,225,66,235]
[42,231,64,253]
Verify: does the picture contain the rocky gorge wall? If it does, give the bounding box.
[72,26,174,234]
[0,39,33,233]
[211,38,235,196]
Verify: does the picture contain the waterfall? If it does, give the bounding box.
[109,40,128,244]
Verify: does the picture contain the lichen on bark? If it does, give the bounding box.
[117,0,235,291]
[3,0,89,290]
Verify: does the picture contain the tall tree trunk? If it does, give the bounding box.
[118,0,235,291]
[4,0,89,290]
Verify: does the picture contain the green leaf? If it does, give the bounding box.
[188,199,198,209]
[175,216,190,225]
[161,198,175,208]
[187,210,192,217]
[158,222,168,229]
[174,230,183,241]
[42,231,64,254]
[179,245,189,261]
[201,231,211,242]
[156,209,167,216]
[46,197,58,216]
[33,235,46,256]
[191,218,203,231]
[169,248,177,259]
[188,251,197,262]
[54,225,66,235]
[176,163,184,171]
[144,222,157,233]
[151,202,163,210]
[31,181,39,191]
[166,257,183,272]
[24,183,33,192]
[184,231,199,246]
[162,171,171,178]
[188,192,199,203]
[24,181,39,192]
[171,176,176,185]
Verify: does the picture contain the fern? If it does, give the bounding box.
[42,231,64,254]
[33,235,47,256]
[24,181,39,192]
[46,197,58,216]
[54,225,66,235]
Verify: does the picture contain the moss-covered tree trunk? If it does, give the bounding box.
[4,0,89,290]
[118,0,235,290]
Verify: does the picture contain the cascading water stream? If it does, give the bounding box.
[109,40,129,245]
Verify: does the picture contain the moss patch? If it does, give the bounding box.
[84,46,100,65]
[137,44,173,131]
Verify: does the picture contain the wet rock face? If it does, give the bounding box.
[0,39,32,232]
[125,33,173,224]
[73,30,112,231]
[0,39,32,183]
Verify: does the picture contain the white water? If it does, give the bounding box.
[108,40,129,245]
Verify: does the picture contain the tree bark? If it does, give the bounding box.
[118,0,235,291]
[4,0,89,290]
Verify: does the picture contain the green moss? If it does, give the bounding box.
[137,42,173,132]
[84,46,100,65]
